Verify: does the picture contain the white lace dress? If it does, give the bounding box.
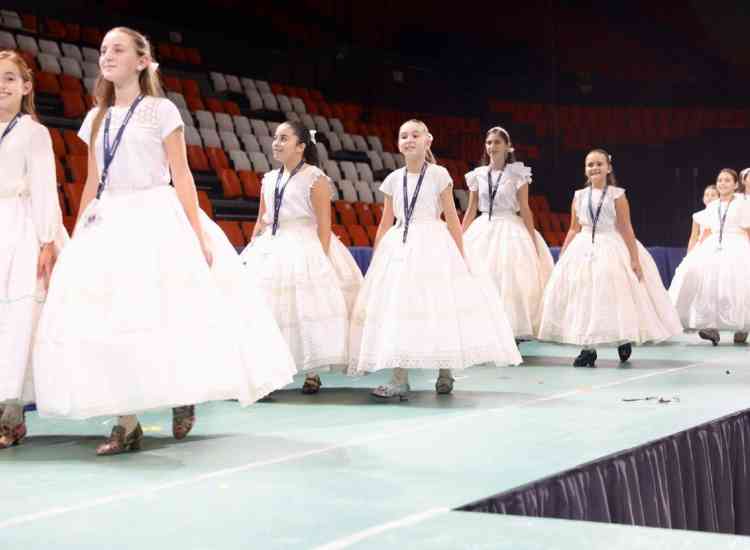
[463,162,554,338]
[349,163,521,374]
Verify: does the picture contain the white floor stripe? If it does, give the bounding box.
[312,508,450,550]
[0,361,708,529]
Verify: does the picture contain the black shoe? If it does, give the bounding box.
[573,349,597,367]
[698,329,720,346]
[617,343,632,362]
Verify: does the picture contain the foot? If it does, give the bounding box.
[96,424,143,456]
[371,383,410,401]
[617,343,632,362]
[435,373,455,395]
[301,374,322,395]
[172,405,196,440]
[573,349,597,368]
[699,329,720,346]
[0,422,27,449]
[734,332,748,344]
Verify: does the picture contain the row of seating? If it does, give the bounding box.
[181,108,386,155]
[0,11,201,64]
[15,5,572,251]
[491,101,750,146]
[52,131,562,239]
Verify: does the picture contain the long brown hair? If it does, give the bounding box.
[480,126,517,166]
[584,148,618,187]
[0,50,37,119]
[90,27,164,144]
[399,119,436,164]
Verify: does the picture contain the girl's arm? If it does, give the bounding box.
[461,191,479,231]
[164,127,212,265]
[517,184,538,250]
[441,186,464,256]
[560,198,582,256]
[614,194,643,281]
[310,175,333,254]
[373,196,395,250]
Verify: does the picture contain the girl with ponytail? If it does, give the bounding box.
[538,149,682,366]
[241,120,363,394]
[33,28,295,455]
[349,119,521,401]
[461,126,554,342]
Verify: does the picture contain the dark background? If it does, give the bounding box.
[8,0,750,245]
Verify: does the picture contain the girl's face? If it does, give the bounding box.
[0,59,30,114]
[716,171,738,197]
[398,121,431,162]
[703,187,719,206]
[584,151,611,185]
[272,123,304,164]
[485,131,510,164]
[99,30,147,85]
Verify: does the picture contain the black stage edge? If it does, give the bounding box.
[458,408,750,536]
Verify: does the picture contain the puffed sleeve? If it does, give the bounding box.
[77,108,99,146]
[506,162,533,190]
[434,164,453,194]
[158,98,185,140]
[465,168,480,192]
[28,124,63,244]
[379,169,399,196]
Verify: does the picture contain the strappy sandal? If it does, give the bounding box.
[96,424,144,456]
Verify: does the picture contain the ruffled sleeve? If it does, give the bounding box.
[692,208,708,227]
[505,162,532,190]
[737,199,750,229]
[307,165,333,200]
[610,187,626,201]
[464,168,480,192]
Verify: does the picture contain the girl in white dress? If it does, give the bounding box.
[669,169,750,345]
[33,27,295,455]
[538,149,682,366]
[741,169,750,199]
[462,126,553,340]
[349,119,521,400]
[736,170,750,344]
[0,50,67,449]
[685,185,718,253]
[241,121,362,394]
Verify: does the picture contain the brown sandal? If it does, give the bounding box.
[0,422,27,449]
[301,374,322,394]
[172,405,196,440]
[96,424,144,456]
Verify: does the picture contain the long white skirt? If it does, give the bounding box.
[538,227,682,346]
[349,219,522,374]
[33,186,295,419]
[464,212,554,338]
[0,195,66,404]
[240,220,362,373]
[669,231,750,330]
